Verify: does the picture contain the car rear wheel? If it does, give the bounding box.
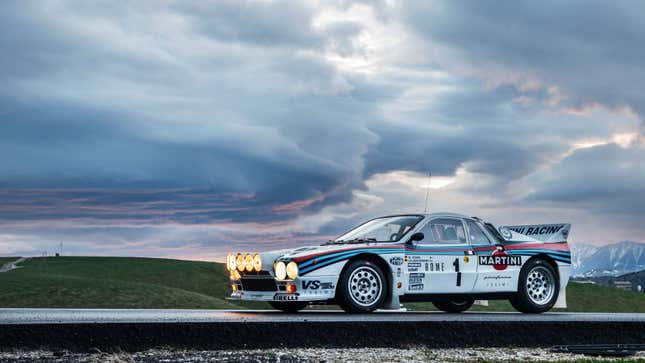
[337,260,387,313]
[269,301,308,313]
[510,258,559,313]
[432,299,474,313]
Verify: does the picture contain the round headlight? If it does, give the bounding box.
[286,261,299,280]
[253,253,262,272]
[236,253,245,272]
[244,253,254,272]
[274,261,287,280]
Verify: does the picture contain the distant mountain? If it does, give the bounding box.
[571,241,645,277]
[572,270,645,292]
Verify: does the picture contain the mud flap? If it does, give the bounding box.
[554,288,567,308]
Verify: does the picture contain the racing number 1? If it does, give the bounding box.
[453,258,462,287]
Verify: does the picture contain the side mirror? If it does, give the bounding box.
[407,232,424,244]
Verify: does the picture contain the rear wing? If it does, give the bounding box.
[499,223,571,243]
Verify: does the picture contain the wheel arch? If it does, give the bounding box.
[335,253,392,300]
[527,254,559,279]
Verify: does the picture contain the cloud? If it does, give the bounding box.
[526,141,645,214]
[0,1,644,258]
[400,0,645,121]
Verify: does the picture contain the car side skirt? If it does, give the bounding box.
[400,292,515,302]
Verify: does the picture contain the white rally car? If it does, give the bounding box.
[226,213,572,313]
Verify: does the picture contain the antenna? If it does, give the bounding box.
[423,171,431,213]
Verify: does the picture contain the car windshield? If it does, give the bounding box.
[334,215,423,243]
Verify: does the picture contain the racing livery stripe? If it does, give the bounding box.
[298,241,571,275]
[298,248,402,269]
[292,245,404,264]
[299,249,401,275]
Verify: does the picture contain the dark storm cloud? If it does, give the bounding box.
[176,0,324,48]
[401,0,645,120]
[1,0,644,257]
[0,0,381,222]
[526,142,645,214]
[364,82,563,182]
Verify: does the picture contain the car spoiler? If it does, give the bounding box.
[499,223,571,243]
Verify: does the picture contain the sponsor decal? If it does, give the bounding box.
[478,250,522,271]
[428,262,445,272]
[499,227,513,239]
[508,225,564,236]
[389,257,404,266]
[409,283,424,291]
[408,262,422,268]
[463,256,470,263]
[302,280,334,290]
[396,267,401,278]
[483,275,511,280]
[409,277,423,284]
[409,273,425,278]
[274,293,299,301]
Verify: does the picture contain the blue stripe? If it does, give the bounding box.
[299,250,401,275]
[299,248,401,268]
[505,249,571,257]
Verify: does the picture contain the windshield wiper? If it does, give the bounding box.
[345,238,377,244]
[323,238,377,245]
[323,239,344,245]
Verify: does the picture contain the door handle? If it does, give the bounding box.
[464,250,475,255]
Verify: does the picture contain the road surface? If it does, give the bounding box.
[1,308,644,324]
[1,309,643,351]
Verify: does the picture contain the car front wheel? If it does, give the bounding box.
[337,260,387,313]
[510,258,559,313]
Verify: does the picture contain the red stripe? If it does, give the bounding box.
[292,245,404,263]
[504,242,569,252]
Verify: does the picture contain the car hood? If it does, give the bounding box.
[259,243,401,268]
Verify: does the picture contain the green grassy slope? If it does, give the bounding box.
[406,282,645,312]
[0,256,643,312]
[0,257,19,266]
[0,257,265,309]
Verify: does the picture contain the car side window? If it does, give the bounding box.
[466,220,491,245]
[419,218,467,244]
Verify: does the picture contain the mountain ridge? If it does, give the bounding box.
[570,241,645,277]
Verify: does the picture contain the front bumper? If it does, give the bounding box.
[228,274,337,302]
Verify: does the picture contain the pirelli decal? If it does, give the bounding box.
[478,255,522,266]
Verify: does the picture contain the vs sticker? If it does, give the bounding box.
[302,280,334,290]
[478,251,522,271]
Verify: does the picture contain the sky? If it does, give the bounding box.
[1,0,644,261]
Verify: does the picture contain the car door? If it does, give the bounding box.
[466,219,520,293]
[404,217,477,294]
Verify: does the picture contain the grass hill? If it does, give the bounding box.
[0,256,643,312]
[0,257,19,266]
[0,257,264,309]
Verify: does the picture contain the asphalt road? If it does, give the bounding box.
[2,309,644,351]
[1,308,644,324]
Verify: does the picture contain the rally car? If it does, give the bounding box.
[226,213,571,313]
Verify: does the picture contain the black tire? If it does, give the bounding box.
[337,259,388,313]
[432,299,474,313]
[269,301,308,313]
[510,258,559,313]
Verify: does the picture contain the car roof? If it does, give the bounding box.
[378,212,481,220]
